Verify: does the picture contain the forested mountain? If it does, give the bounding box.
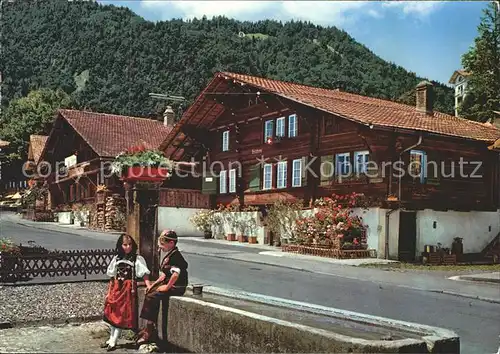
[1,0,455,120]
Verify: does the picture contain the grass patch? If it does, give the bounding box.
[358,262,500,272]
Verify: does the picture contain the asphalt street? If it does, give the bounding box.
[1,213,499,353]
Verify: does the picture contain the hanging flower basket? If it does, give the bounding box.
[121,166,171,182]
[111,142,174,183]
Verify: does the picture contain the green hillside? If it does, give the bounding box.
[0,0,454,120]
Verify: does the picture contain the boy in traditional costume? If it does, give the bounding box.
[136,229,188,346]
[102,234,151,351]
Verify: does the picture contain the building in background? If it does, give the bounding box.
[448,69,471,117]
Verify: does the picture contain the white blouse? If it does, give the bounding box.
[106,255,151,278]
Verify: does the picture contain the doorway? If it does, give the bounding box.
[398,211,417,262]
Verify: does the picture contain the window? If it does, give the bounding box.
[229,169,236,193]
[263,164,272,190]
[410,150,426,183]
[276,117,285,137]
[335,153,351,177]
[277,161,287,189]
[222,130,229,151]
[264,120,274,142]
[292,159,302,187]
[219,170,227,193]
[288,114,298,137]
[288,114,297,137]
[354,150,369,175]
[264,114,299,143]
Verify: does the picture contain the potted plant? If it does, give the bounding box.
[111,142,174,182]
[218,204,239,241]
[189,210,219,239]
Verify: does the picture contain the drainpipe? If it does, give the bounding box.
[398,133,423,202]
[385,208,398,259]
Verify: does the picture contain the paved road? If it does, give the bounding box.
[184,254,500,354]
[2,213,499,353]
[1,214,116,250]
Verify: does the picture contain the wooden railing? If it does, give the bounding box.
[0,248,116,283]
[159,188,210,209]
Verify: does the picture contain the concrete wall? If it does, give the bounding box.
[416,209,500,254]
[164,287,459,353]
[56,211,73,225]
[175,204,499,258]
[157,207,205,237]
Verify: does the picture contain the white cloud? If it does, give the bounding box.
[381,1,444,18]
[140,1,443,26]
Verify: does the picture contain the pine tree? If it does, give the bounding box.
[459,1,500,122]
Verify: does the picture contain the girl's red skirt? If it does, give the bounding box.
[103,279,138,330]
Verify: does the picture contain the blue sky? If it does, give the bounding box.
[98,1,490,86]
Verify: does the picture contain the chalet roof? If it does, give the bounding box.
[223,72,500,142]
[448,70,471,84]
[56,109,172,158]
[28,135,48,164]
[160,72,500,158]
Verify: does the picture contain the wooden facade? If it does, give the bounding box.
[40,116,115,209]
[161,72,500,212]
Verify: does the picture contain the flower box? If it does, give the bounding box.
[120,166,170,182]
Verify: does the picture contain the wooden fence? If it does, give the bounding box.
[0,248,116,283]
[159,188,210,209]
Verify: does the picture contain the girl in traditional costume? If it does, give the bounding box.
[102,234,151,351]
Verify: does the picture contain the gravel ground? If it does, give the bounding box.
[0,281,109,325]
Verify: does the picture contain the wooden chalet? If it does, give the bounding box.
[160,72,500,213]
[25,134,49,175]
[38,109,174,209]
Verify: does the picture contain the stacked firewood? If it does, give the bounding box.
[95,204,106,230]
[104,195,126,232]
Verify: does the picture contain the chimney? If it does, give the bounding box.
[415,80,434,115]
[164,106,175,127]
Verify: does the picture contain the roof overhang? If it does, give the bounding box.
[448,70,470,84]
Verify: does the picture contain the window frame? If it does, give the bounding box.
[264,120,274,143]
[276,116,285,137]
[228,168,236,193]
[292,158,302,187]
[263,164,273,190]
[222,130,229,152]
[354,150,369,175]
[277,161,287,189]
[410,150,426,183]
[335,152,351,177]
[219,169,227,193]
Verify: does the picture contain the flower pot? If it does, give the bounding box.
[227,233,236,241]
[203,230,212,239]
[248,236,257,244]
[121,166,170,182]
[238,235,248,243]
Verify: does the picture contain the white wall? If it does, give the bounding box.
[416,209,500,254]
[157,207,205,237]
[56,211,73,225]
[351,208,399,260]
